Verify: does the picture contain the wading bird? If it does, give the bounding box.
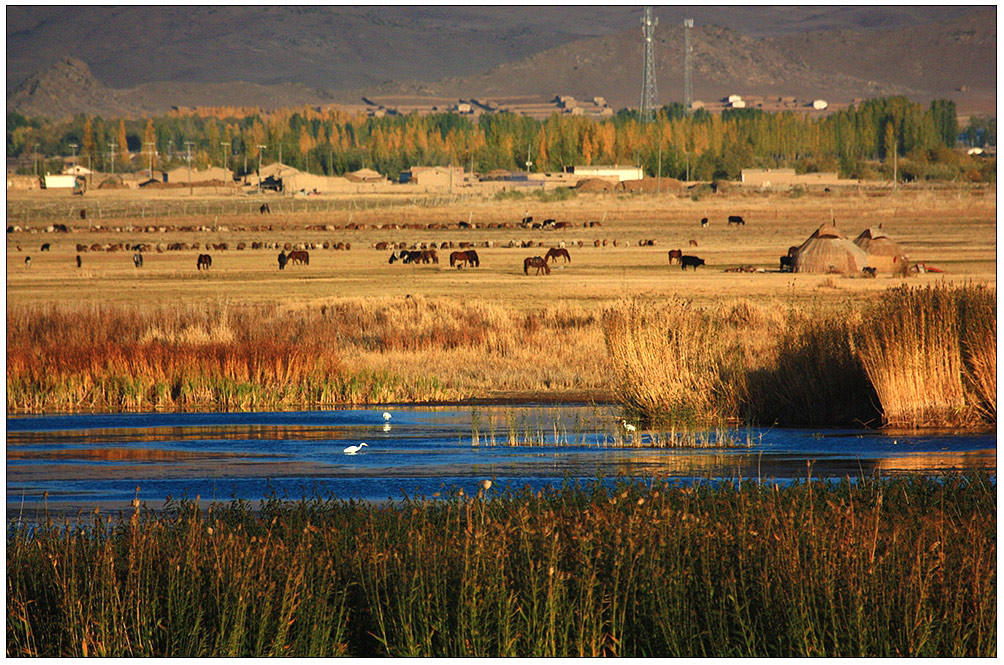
[622,420,637,433]
[383,411,392,421]
[343,442,368,454]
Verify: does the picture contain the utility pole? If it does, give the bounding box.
[145,142,156,180]
[33,143,40,176]
[639,6,658,123]
[185,141,194,195]
[109,142,116,175]
[220,142,228,178]
[257,145,267,194]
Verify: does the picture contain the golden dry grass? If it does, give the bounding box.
[5,184,996,419]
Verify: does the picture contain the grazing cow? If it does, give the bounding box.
[727,215,745,226]
[287,250,309,266]
[278,250,287,270]
[680,255,705,271]
[862,267,877,278]
[80,209,87,220]
[24,256,31,268]
[521,215,533,227]
[688,239,699,247]
[259,203,271,214]
[701,217,708,227]
[197,254,212,270]
[133,252,143,268]
[40,243,50,251]
[524,256,550,275]
[76,255,82,268]
[667,249,683,265]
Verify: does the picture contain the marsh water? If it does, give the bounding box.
[7,405,996,516]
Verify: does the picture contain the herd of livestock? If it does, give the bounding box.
[11,213,786,276]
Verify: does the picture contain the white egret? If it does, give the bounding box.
[382,411,392,421]
[622,420,637,433]
[343,442,368,454]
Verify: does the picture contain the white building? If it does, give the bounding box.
[568,165,644,182]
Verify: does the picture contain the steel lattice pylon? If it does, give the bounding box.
[683,18,694,113]
[639,6,658,122]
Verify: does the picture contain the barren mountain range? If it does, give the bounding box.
[6,6,996,120]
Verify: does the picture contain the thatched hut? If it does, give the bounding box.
[854,227,908,273]
[794,224,867,274]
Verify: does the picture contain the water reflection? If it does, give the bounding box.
[6,406,995,515]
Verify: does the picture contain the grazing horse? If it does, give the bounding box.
[197,254,212,270]
[287,250,309,266]
[667,249,683,265]
[76,255,82,268]
[727,215,746,226]
[278,250,287,270]
[545,247,571,264]
[450,250,479,268]
[132,252,143,268]
[524,256,550,275]
[259,203,271,214]
[40,243,51,251]
[24,256,31,269]
[420,249,439,264]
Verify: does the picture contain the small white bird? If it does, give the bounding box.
[382,411,392,421]
[622,420,637,433]
[343,442,368,454]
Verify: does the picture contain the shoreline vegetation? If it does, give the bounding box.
[7,474,995,657]
[6,283,995,430]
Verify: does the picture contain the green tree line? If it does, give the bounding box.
[6,97,996,183]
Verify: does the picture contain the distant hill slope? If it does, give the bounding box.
[6,7,995,119]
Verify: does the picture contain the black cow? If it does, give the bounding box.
[680,255,705,271]
[727,215,745,226]
[197,254,212,270]
[40,243,51,251]
[700,217,709,227]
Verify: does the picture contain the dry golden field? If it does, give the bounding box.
[5,185,997,310]
[5,184,996,416]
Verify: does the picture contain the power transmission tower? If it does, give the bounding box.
[683,19,694,113]
[639,6,658,122]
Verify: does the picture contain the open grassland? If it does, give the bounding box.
[6,185,996,426]
[7,474,995,658]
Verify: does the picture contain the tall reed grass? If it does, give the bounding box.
[6,299,607,412]
[603,285,995,429]
[7,474,995,657]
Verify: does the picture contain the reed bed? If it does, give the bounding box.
[7,474,995,657]
[602,284,996,429]
[6,298,608,413]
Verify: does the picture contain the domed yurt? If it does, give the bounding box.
[854,226,908,274]
[794,224,868,274]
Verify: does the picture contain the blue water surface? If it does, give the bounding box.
[7,405,995,514]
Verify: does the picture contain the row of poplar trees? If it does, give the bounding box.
[7,96,989,182]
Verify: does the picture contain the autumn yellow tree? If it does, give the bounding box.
[82,117,96,163]
[115,120,130,171]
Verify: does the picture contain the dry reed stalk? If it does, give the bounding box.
[858,285,985,428]
[602,298,742,424]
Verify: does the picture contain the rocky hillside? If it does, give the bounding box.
[7,7,995,119]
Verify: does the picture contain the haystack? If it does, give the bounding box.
[794,224,867,274]
[575,177,615,192]
[345,168,385,183]
[853,227,908,273]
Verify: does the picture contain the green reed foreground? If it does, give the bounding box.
[7,475,995,657]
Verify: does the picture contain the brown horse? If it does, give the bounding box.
[287,250,310,265]
[450,250,480,268]
[196,254,212,270]
[524,256,550,275]
[544,247,570,264]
